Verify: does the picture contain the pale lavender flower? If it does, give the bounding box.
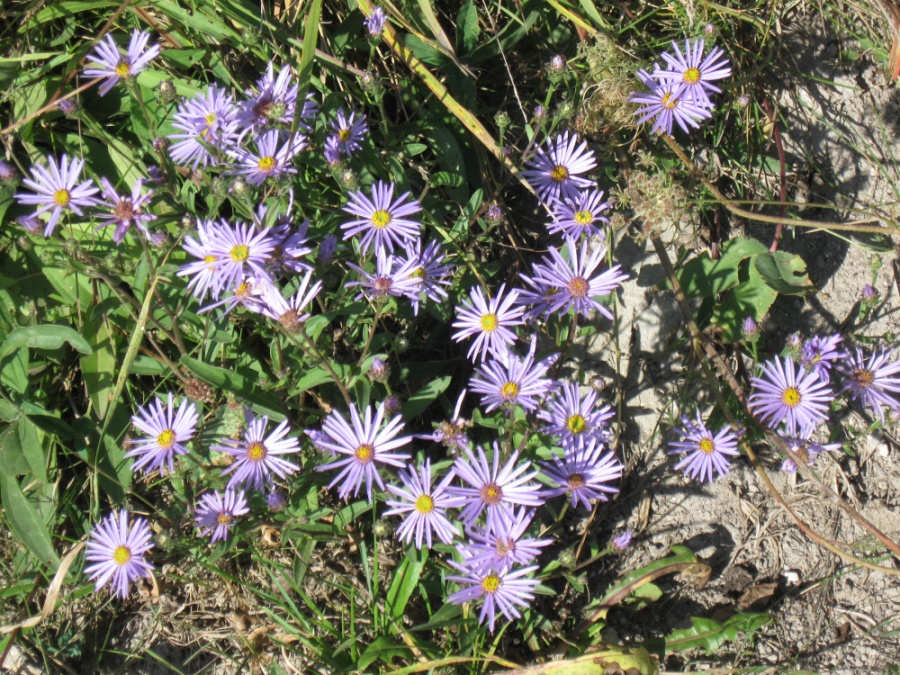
[837,346,900,422]
[16,154,100,236]
[204,220,276,295]
[0,160,18,182]
[195,489,250,542]
[365,7,388,36]
[653,38,732,107]
[214,412,302,491]
[168,84,239,168]
[177,219,228,301]
[319,233,338,262]
[547,189,611,239]
[236,63,302,133]
[537,382,614,450]
[449,444,543,528]
[314,403,411,501]
[742,316,758,338]
[428,388,471,452]
[458,508,551,573]
[324,136,343,166]
[630,75,712,135]
[667,412,740,483]
[346,245,422,302]
[329,109,368,157]
[126,394,198,475]
[861,284,878,301]
[447,563,540,632]
[267,490,287,511]
[400,238,454,315]
[469,338,557,414]
[197,274,269,316]
[96,177,155,243]
[229,131,304,185]
[778,435,841,474]
[84,30,161,96]
[613,531,633,550]
[540,441,623,509]
[787,332,804,351]
[258,270,322,331]
[749,356,833,436]
[451,284,525,363]
[385,459,464,548]
[341,181,422,253]
[522,131,597,204]
[84,510,154,599]
[800,334,843,383]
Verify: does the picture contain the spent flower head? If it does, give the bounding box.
[540,441,623,509]
[837,346,900,422]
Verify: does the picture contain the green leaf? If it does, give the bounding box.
[674,237,768,298]
[0,472,59,571]
[0,346,28,394]
[180,356,286,421]
[80,312,117,421]
[430,171,464,187]
[290,367,336,397]
[386,547,427,621]
[358,635,407,670]
[0,325,91,360]
[0,417,47,485]
[713,261,778,343]
[456,0,479,54]
[297,0,323,94]
[664,612,772,654]
[332,500,372,530]
[754,251,814,295]
[401,375,452,419]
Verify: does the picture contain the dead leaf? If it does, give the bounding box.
[736,582,777,611]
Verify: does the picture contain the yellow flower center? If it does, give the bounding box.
[371,210,391,229]
[699,438,715,454]
[568,277,589,298]
[574,210,593,225]
[115,60,131,78]
[338,128,351,142]
[205,112,217,127]
[481,573,501,594]
[355,443,375,463]
[157,429,175,449]
[567,414,586,434]
[782,387,801,408]
[481,482,503,505]
[480,313,498,332]
[54,188,71,207]
[661,92,678,110]
[853,368,874,388]
[204,254,217,269]
[501,382,520,399]
[235,281,252,299]
[412,267,426,279]
[230,244,249,262]
[257,156,276,174]
[415,494,435,514]
[568,473,585,489]
[216,513,233,526]
[247,442,267,462]
[113,545,132,565]
[683,67,701,84]
[549,165,569,183]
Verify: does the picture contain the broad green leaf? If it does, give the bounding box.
[0,325,91,360]
[430,171,464,187]
[0,472,59,571]
[332,500,372,530]
[674,237,768,298]
[401,375,452,419]
[754,251,814,295]
[714,262,778,343]
[290,367,337,397]
[0,346,28,394]
[358,635,407,670]
[297,0,323,94]
[180,356,286,421]
[456,0,479,54]
[664,612,772,654]
[386,547,427,621]
[0,423,31,477]
[0,417,48,485]
[81,311,117,421]
[41,267,93,307]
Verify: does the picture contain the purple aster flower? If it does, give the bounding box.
[630,68,712,135]
[538,382,614,450]
[229,131,304,185]
[126,394,198,476]
[177,219,228,301]
[384,459,464,548]
[400,238,454,315]
[787,332,804,351]
[203,220,276,295]
[267,490,287,511]
[324,136,344,166]
[449,444,543,528]
[800,334,843,383]
[258,270,322,331]
[96,177,155,243]
[749,356,833,436]
[428,388,471,452]
[837,346,900,422]
[329,109,368,157]
[84,510,154,599]
[236,63,303,133]
[547,189,611,239]
[195,489,250,542]
[522,131,597,204]
[84,30,161,96]
[447,562,540,632]
[778,434,841,474]
[340,180,422,253]
[197,274,270,316]
[667,412,740,483]
[861,284,878,301]
[168,84,239,168]
[613,530,633,550]
[213,412,302,491]
[451,284,525,363]
[469,338,557,414]
[319,233,339,262]
[16,154,100,236]
[653,38,732,107]
[0,160,18,182]
[522,237,629,320]
[314,403,411,501]
[17,215,43,234]
[346,245,422,302]
[540,441,623,509]
[365,7,388,36]
[458,508,551,573]
[742,316,759,338]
